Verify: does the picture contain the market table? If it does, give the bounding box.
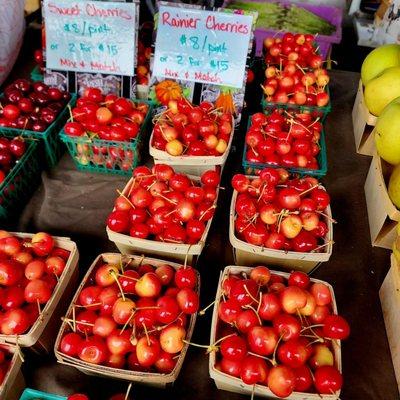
[6,69,399,400]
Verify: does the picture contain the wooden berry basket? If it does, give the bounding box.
[364,153,400,249]
[379,254,400,392]
[0,345,25,400]
[149,116,235,176]
[54,253,199,388]
[352,80,377,156]
[229,191,334,273]
[106,177,218,265]
[0,233,79,353]
[209,265,342,400]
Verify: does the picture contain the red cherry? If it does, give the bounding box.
[218,299,241,324]
[174,266,197,289]
[107,210,129,233]
[314,366,343,394]
[156,295,180,324]
[60,332,83,357]
[24,279,52,304]
[176,288,199,314]
[288,271,310,289]
[322,315,350,340]
[220,335,247,361]
[78,336,109,365]
[0,309,30,335]
[240,355,269,385]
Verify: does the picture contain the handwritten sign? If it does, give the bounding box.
[43,0,136,76]
[153,5,254,88]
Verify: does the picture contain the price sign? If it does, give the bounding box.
[43,0,137,76]
[153,4,254,88]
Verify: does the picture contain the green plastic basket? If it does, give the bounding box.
[0,133,41,220]
[261,86,332,122]
[60,99,153,176]
[242,115,328,177]
[0,94,77,168]
[19,388,67,400]
[30,65,43,82]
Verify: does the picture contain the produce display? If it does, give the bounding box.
[244,111,323,171]
[0,79,70,132]
[57,256,199,375]
[262,34,330,108]
[226,1,336,35]
[0,231,70,335]
[0,2,382,396]
[211,266,349,398]
[231,169,331,252]
[0,136,27,184]
[150,99,233,157]
[106,165,220,244]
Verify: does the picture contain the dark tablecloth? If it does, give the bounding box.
[7,69,398,400]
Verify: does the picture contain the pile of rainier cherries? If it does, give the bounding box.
[107,165,220,244]
[232,168,331,253]
[58,259,199,374]
[213,266,349,398]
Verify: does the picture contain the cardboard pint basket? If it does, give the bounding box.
[209,265,342,400]
[229,190,334,273]
[54,253,199,387]
[0,345,25,400]
[106,176,218,265]
[149,116,235,176]
[0,233,79,353]
[379,254,400,392]
[364,154,400,249]
[352,80,378,156]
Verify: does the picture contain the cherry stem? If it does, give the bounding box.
[251,384,256,400]
[199,204,217,221]
[256,292,262,314]
[124,383,132,400]
[158,193,178,205]
[117,190,135,209]
[214,333,236,346]
[182,339,215,352]
[316,210,337,223]
[72,304,77,332]
[244,304,262,325]
[120,310,136,334]
[110,271,126,301]
[116,272,138,282]
[311,240,334,253]
[199,298,217,316]
[243,284,260,305]
[299,184,319,197]
[36,299,41,316]
[62,317,94,327]
[74,302,102,308]
[141,322,150,346]
[248,351,276,366]
[301,324,324,332]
